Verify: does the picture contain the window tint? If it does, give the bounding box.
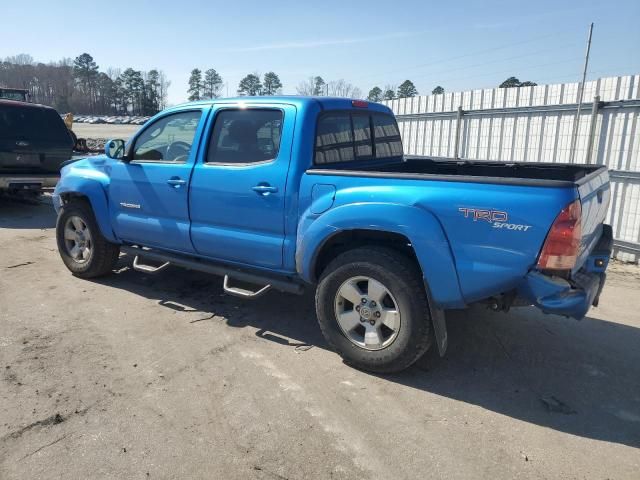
[132,110,202,162]
[0,104,70,144]
[0,91,27,101]
[315,113,354,164]
[207,109,283,164]
[373,113,403,159]
[352,114,373,159]
[314,112,402,165]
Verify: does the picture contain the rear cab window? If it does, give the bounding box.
[206,109,283,164]
[0,103,71,145]
[314,111,402,165]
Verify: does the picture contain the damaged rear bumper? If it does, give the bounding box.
[520,270,605,319]
[519,225,612,320]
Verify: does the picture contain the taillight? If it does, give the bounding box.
[351,100,369,108]
[537,199,582,271]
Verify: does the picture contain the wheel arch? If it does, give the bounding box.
[313,229,417,281]
[297,202,465,309]
[56,178,117,243]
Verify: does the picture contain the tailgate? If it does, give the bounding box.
[575,167,610,271]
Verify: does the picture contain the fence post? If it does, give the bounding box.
[454,106,463,159]
[585,95,601,164]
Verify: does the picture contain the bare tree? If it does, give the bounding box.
[4,53,34,65]
[1,53,171,114]
[296,77,316,95]
[327,79,362,99]
[158,71,171,109]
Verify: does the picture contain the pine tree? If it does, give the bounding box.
[237,73,262,96]
[383,88,396,100]
[72,53,99,112]
[262,72,282,95]
[397,80,418,98]
[367,86,382,102]
[203,69,223,98]
[187,68,203,101]
[313,76,326,96]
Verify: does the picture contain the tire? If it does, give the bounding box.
[56,199,120,278]
[315,246,433,373]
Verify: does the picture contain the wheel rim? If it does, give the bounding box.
[63,215,93,264]
[334,276,401,351]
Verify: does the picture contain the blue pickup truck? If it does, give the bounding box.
[53,96,612,372]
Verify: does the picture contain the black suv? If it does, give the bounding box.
[0,100,73,192]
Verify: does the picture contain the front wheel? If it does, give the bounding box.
[56,199,120,278]
[315,247,433,373]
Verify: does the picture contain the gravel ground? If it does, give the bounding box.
[1,197,639,479]
[72,124,140,142]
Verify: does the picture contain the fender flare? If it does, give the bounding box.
[296,202,465,310]
[55,176,117,243]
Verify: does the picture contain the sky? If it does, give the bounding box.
[1,0,639,105]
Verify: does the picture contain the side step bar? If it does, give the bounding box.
[121,245,305,297]
[223,275,271,299]
[133,255,170,274]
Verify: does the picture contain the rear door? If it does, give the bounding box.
[108,108,207,253]
[189,104,295,269]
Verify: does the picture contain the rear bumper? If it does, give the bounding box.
[0,174,59,190]
[519,224,612,319]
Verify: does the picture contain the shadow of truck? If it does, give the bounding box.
[95,257,640,449]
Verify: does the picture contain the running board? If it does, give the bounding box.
[132,255,170,274]
[223,275,271,299]
[121,245,304,296]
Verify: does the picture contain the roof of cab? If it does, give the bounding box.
[0,99,56,110]
[168,96,392,114]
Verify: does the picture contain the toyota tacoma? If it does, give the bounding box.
[52,96,612,372]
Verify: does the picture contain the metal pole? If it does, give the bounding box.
[585,95,600,164]
[569,22,594,163]
[453,106,463,159]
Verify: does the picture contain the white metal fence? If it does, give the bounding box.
[383,75,640,262]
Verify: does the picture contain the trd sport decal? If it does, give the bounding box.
[458,207,532,232]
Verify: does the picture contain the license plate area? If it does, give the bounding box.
[14,153,41,166]
[8,181,42,190]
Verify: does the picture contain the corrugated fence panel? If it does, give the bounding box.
[384,75,640,262]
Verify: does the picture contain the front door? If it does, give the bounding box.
[109,108,207,253]
[189,104,295,269]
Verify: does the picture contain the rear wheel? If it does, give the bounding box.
[315,247,433,373]
[56,199,120,278]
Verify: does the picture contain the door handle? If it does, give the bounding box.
[167,177,186,188]
[252,184,278,195]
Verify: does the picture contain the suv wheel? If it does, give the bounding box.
[316,246,433,373]
[56,199,120,278]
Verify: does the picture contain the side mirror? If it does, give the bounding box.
[105,139,127,160]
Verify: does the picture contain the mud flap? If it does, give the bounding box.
[424,279,448,356]
[430,306,448,356]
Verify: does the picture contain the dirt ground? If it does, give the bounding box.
[72,123,140,141]
[1,197,639,480]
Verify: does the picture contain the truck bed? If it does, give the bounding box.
[309,156,606,187]
[303,154,610,308]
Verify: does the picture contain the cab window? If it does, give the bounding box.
[132,110,202,162]
[314,111,403,165]
[206,109,283,164]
